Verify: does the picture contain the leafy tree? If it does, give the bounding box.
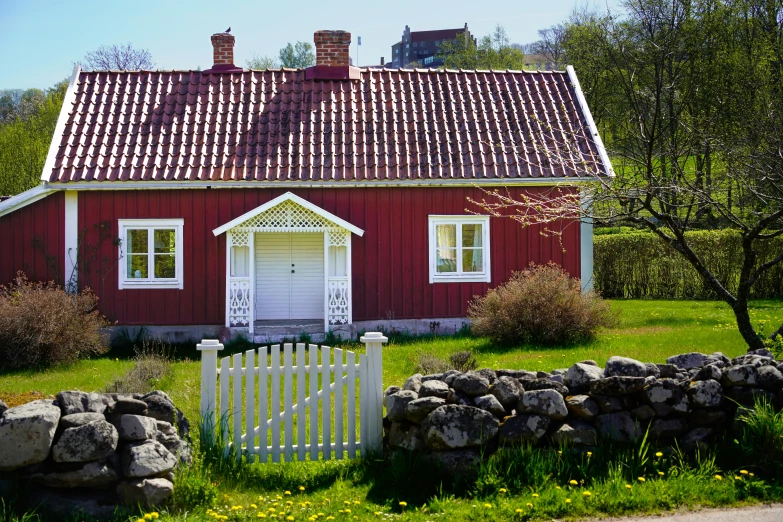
[279,41,316,68]
[246,53,278,70]
[80,43,154,70]
[0,89,46,125]
[472,0,783,350]
[528,23,568,64]
[0,80,67,195]
[438,25,527,70]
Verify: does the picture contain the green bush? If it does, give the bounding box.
[468,263,617,346]
[104,340,174,394]
[594,229,783,299]
[0,273,109,370]
[736,398,783,477]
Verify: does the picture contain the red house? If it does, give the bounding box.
[0,30,611,342]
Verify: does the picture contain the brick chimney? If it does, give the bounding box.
[308,30,360,80]
[205,32,242,73]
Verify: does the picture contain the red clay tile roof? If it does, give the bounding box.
[46,68,605,183]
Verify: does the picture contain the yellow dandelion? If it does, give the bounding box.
[750,473,755,477]
[144,515,153,521]
[299,486,306,491]
[374,512,381,516]
[284,491,291,496]
[252,504,258,509]
[583,491,592,497]
[587,451,593,457]
[499,488,507,494]
[137,519,145,522]
[150,514,159,520]
[569,479,578,486]
[714,475,722,480]
[344,501,351,505]
[565,498,571,504]
[399,501,407,508]
[740,470,749,475]
[526,503,533,509]
[638,477,646,483]
[258,515,266,519]
[532,493,539,498]
[286,501,293,506]
[353,500,360,505]
[734,476,742,480]
[555,486,561,490]
[345,509,351,514]
[655,452,663,458]
[483,503,493,508]
[658,471,664,476]
[516,508,524,513]
[625,484,632,489]
[287,517,294,521]
[326,518,335,521]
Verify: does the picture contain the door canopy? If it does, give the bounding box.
[214,192,363,332]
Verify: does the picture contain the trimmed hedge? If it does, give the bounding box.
[594,229,783,299]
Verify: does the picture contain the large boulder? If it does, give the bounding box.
[667,352,712,370]
[681,427,714,452]
[518,378,569,396]
[757,365,783,390]
[451,372,490,397]
[420,405,499,450]
[656,364,679,378]
[385,390,418,422]
[109,397,148,415]
[650,418,686,439]
[732,354,774,368]
[388,422,424,451]
[473,395,506,418]
[564,363,604,393]
[404,397,446,423]
[605,356,647,378]
[60,412,106,429]
[595,412,641,443]
[403,374,423,393]
[550,421,597,446]
[122,440,178,478]
[0,400,61,471]
[722,365,758,386]
[418,380,450,400]
[643,379,690,416]
[590,376,646,395]
[489,376,525,409]
[428,449,481,475]
[52,420,118,463]
[117,477,174,507]
[565,395,600,420]
[56,391,107,416]
[115,414,157,441]
[141,391,177,424]
[518,389,568,420]
[687,379,723,408]
[693,365,722,382]
[592,394,625,413]
[29,460,119,489]
[498,414,550,446]
[496,369,537,380]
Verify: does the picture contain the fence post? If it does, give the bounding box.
[360,332,387,455]
[197,339,224,443]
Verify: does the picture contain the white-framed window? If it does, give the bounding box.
[428,215,491,283]
[118,219,184,289]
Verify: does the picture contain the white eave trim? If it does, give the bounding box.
[212,191,365,237]
[42,177,592,192]
[566,65,615,178]
[40,65,81,183]
[0,185,55,218]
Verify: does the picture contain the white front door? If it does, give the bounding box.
[255,232,324,321]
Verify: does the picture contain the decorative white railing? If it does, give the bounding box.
[327,277,350,325]
[197,333,386,462]
[228,278,252,327]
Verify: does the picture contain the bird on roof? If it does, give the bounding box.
[225,27,231,33]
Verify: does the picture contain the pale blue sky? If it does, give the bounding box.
[0,0,622,90]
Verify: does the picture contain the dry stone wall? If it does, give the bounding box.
[0,390,190,519]
[383,348,783,472]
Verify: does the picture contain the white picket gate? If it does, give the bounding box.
[197,332,386,462]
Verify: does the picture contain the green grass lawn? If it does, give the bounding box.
[2,299,782,522]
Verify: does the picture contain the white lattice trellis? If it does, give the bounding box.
[235,200,333,232]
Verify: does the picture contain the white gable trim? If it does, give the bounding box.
[212,192,364,237]
[0,185,55,218]
[41,65,81,183]
[566,65,614,178]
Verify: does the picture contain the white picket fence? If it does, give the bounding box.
[197,332,386,462]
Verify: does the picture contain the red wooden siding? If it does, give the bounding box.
[1,187,580,325]
[0,192,64,286]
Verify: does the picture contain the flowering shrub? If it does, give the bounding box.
[0,273,109,369]
[468,263,616,346]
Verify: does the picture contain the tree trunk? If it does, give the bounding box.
[732,299,765,352]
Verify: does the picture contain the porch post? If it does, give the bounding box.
[323,231,330,332]
[248,232,255,335]
[225,232,232,328]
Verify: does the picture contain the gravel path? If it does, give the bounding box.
[595,504,783,521]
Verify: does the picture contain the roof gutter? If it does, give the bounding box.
[40,64,81,183]
[42,177,593,191]
[0,185,55,218]
[566,65,614,178]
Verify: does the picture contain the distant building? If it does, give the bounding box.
[390,24,474,68]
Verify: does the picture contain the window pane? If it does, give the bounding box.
[127,229,148,254]
[462,224,483,247]
[128,254,148,279]
[462,248,484,272]
[436,248,457,273]
[154,229,176,253]
[435,224,456,248]
[154,254,176,278]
